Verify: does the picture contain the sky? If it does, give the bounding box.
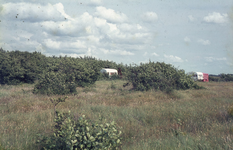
[0,0,233,74]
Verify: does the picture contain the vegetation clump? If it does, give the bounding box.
[209,73,233,82]
[37,99,122,150]
[33,71,77,95]
[0,49,125,87]
[0,49,47,85]
[126,61,203,91]
[33,56,101,95]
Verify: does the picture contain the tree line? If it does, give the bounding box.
[0,48,206,95]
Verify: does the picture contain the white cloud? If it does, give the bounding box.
[158,43,170,47]
[101,49,134,56]
[0,2,158,61]
[2,3,151,49]
[54,3,74,21]
[198,39,210,45]
[205,57,227,62]
[94,17,107,27]
[1,2,67,22]
[36,44,46,53]
[41,12,95,36]
[95,6,128,23]
[69,41,87,49]
[152,52,159,56]
[188,15,195,22]
[86,48,92,56]
[203,12,228,24]
[39,9,151,45]
[164,54,184,62]
[143,52,147,56]
[44,39,61,49]
[184,37,191,42]
[87,0,103,5]
[141,12,158,22]
[117,23,144,33]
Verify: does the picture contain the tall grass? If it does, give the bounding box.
[0,81,233,149]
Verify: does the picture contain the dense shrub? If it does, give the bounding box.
[219,74,233,82]
[55,58,99,87]
[0,48,129,85]
[33,56,102,95]
[37,111,122,150]
[110,74,121,80]
[126,61,203,91]
[209,76,220,82]
[209,74,233,82]
[98,73,121,81]
[0,50,48,85]
[33,71,77,95]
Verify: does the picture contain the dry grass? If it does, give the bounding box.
[0,80,233,149]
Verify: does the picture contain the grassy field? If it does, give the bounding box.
[0,80,233,150]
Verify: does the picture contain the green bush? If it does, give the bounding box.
[110,74,120,80]
[209,76,220,82]
[37,111,122,150]
[98,73,120,81]
[126,61,203,91]
[33,56,102,95]
[0,48,128,86]
[220,74,233,82]
[0,50,48,85]
[98,72,110,80]
[209,74,233,82]
[56,58,99,87]
[33,71,77,95]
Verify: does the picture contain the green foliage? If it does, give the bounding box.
[209,76,220,82]
[209,74,233,82]
[50,97,68,118]
[126,61,203,91]
[98,73,121,81]
[219,74,233,82]
[0,48,128,86]
[0,50,48,85]
[110,74,121,80]
[33,56,101,95]
[33,71,77,95]
[37,112,122,150]
[98,72,110,80]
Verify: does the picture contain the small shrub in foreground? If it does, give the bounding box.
[37,111,122,150]
[37,97,122,150]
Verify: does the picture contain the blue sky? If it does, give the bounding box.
[0,0,233,74]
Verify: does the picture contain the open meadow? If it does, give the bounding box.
[0,80,233,150]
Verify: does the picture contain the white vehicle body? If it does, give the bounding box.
[100,68,118,76]
[187,72,209,82]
